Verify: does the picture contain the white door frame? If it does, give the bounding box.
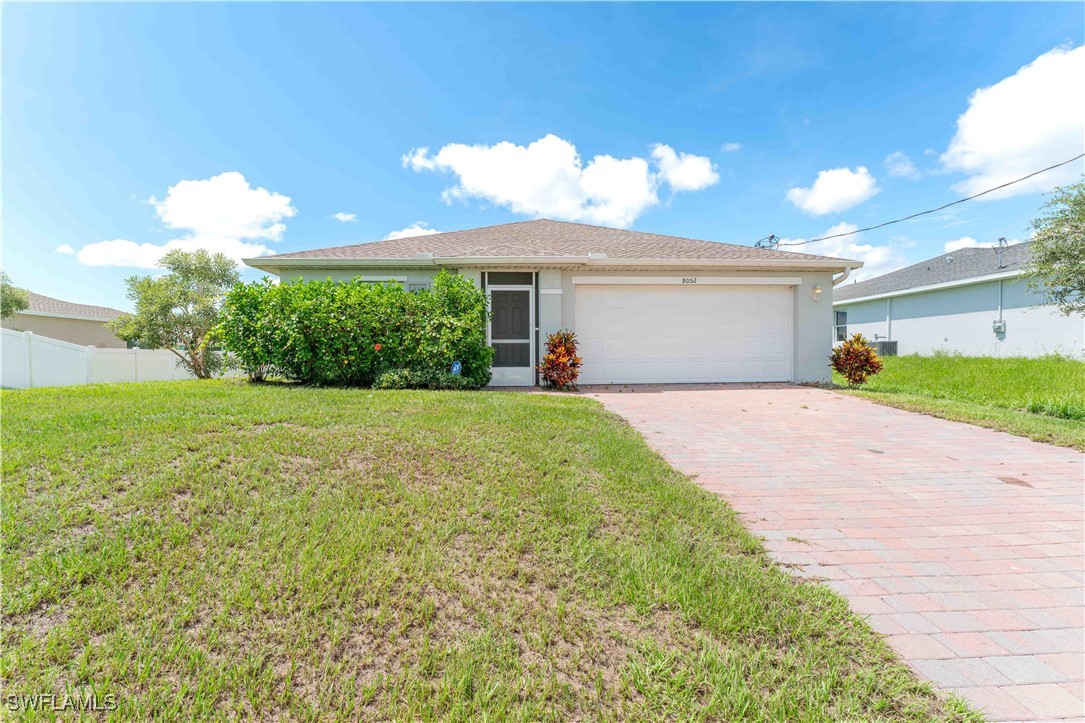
[486,280,535,386]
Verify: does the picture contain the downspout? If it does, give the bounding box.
[887,297,893,341]
[534,271,540,387]
[832,266,853,286]
[996,278,1004,357]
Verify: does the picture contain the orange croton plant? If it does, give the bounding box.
[537,329,582,390]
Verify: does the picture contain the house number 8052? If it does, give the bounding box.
[682,278,697,284]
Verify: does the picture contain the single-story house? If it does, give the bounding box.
[833,242,1084,357]
[244,219,861,386]
[1,292,128,348]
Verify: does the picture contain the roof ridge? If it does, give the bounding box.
[533,217,755,250]
[265,218,547,260]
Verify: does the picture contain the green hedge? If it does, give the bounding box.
[218,270,493,387]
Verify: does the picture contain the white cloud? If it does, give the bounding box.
[332,212,357,223]
[402,134,719,228]
[941,44,1085,199]
[884,151,921,179]
[149,172,295,242]
[785,166,879,216]
[943,237,1021,253]
[402,146,437,172]
[55,244,75,254]
[721,142,742,153]
[385,222,441,240]
[943,237,987,252]
[74,237,274,269]
[651,144,720,191]
[69,172,296,268]
[781,222,907,281]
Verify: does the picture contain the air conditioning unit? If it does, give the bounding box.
[870,340,898,356]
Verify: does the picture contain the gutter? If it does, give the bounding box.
[16,310,124,323]
[243,254,863,274]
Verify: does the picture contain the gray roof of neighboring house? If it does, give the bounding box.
[834,242,1032,302]
[23,291,126,321]
[253,219,855,265]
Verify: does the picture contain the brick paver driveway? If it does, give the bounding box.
[589,383,1084,722]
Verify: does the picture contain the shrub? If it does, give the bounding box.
[373,369,475,390]
[831,333,883,388]
[537,330,582,390]
[217,278,281,382]
[218,270,493,387]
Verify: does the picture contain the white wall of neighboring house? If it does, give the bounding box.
[836,276,1084,357]
[1,329,234,389]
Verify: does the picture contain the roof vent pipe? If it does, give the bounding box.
[995,237,1008,269]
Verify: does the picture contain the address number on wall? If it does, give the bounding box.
[681,278,697,284]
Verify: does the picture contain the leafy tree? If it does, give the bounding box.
[1,271,30,320]
[109,250,240,379]
[1025,178,1085,316]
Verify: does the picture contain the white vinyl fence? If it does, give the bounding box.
[2,328,225,389]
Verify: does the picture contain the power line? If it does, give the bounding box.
[761,153,1085,249]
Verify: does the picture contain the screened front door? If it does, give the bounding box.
[488,287,534,386]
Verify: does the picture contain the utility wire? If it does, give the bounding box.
[764,153,1085,248]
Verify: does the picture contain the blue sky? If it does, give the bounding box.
[3,2,1083,311]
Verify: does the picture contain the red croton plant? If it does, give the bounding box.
[830,332,883,388]
[537,330,582,390]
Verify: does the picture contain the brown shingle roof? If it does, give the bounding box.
[25,292,126,321]
[257,219,854,264]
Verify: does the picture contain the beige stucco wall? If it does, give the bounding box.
[270,265,835,383]
[2,313,128,348]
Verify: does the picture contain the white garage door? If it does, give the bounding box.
[575,284,793,384]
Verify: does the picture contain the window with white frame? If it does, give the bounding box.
[834,310,848,342]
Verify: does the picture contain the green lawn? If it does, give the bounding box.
[836,354,1085,450]
[1,381,976,721]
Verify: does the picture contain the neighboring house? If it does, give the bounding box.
[833,242,1084,358]
[244,219,860,386]
[2,292,128,348]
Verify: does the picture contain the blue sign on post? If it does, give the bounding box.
[451,361,462,376]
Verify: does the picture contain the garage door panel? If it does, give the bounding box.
[575,284,793,384]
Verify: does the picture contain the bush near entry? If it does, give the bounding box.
[537,330,583,390]
[218,270,493,387]
[831,333,883,388]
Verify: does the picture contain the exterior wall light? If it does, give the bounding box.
[812,284,822,302]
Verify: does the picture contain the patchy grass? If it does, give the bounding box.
[837,354,1085,450]
[2,381,977,720]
